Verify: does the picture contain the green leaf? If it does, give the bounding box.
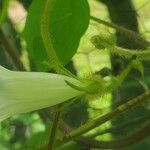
[23,0,90,71]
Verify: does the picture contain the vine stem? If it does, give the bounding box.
[56,90,150,146]
[91,35,150,61]
[76,122,150,149]
[46,105,62,150]
[90,16,150,48]
[89,115,149,138]
[115,60,133,85]
[0,29,26,71]
[112,46,150,61]
[41,109,150,149]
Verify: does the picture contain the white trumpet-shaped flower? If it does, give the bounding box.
[0,66,83,122]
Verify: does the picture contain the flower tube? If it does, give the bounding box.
[0,66,83,122]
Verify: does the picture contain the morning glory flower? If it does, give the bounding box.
[0,66,83,122]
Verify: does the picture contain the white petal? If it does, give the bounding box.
[0,66,83,121]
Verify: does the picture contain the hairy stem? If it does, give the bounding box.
[76,122,150,149]
[90,16,150,48]
[91,35,150,60]
[56,90,150,146]
[89,115,149,138]
[111,46,150,60]
[116,61,133,84]
[41,108,150,149]
[47,105,62,150]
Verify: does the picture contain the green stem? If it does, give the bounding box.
[112,46,150,61]
[56,90,150,145]
[89,115,149,138]
[47,105,62,150]
[91,35,150,61]
[116,61,132,84]
[90,16,150,48]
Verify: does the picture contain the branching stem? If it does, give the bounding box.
[90,16,150,48]
[56,90,150,146]
[76,122,150,149]
[89,115,150,138]
[91,35,150,61]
